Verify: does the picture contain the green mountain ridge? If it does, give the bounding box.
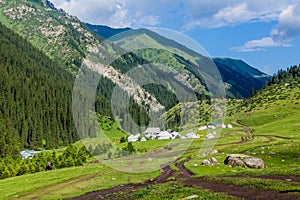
[213,58,270,97]
[88,26,270,98]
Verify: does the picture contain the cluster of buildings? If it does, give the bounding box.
[198,122,232,130]
[127,122,233,142]
[127,127,201,142]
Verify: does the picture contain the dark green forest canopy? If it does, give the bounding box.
[0,22,78,153]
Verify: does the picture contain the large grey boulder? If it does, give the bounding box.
[224,154,266,168]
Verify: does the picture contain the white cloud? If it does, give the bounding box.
[50,0,300,51]
[182,0,288,29]
[50,0,299,30]
[271,4,300,41]
[231,37,290,52]
[231,3,300,52]
[50,0,162,28]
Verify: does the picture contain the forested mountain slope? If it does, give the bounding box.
[0,22,77,156]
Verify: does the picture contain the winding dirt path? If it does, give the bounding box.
[70,158,300,200]
[69,161,180,200]
[183,177,300,200]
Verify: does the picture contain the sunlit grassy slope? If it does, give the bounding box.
[183,78,300,176]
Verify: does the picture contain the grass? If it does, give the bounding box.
[0,97,300,199]
[0,164,159,200]
[1,73,299,199]
[1,93,299,199]
[119,183,238,200]
[0,164,108,199]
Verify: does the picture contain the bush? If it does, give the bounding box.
[120,136,126,143]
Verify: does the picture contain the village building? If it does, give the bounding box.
[157,131,172,140]
[227,124,233,128]
[127,134,140,142]
[184,132,200,139]
[208,122,222,128]
[171,132,181,139]
[20,150,41,160]
[144,127,161,135]
[198,125,208,131]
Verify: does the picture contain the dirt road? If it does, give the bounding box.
[70,158,300,200]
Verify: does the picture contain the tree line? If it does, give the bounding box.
[0,144,90,179]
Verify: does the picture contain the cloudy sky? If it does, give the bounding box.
[51,0,300,74]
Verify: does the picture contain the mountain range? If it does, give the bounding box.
[86,24,270,98]
[0,0,270,151]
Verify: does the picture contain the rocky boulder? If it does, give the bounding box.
[224,154,266,168]
[202,157,218,166]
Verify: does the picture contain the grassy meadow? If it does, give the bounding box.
[1,80,299,199]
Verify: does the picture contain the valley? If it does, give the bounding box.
[0,1,299,199]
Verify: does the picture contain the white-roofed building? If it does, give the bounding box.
[127,134,140,142]
[144,127,160,135]
[185,132,199,139]
[157,131,172,140]
[20,150,41,160]
[171,132,181,139]
[198,126,208,131]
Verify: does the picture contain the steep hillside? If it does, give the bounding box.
[90,26,269,98]
[0,0,170,133]
[0,22,77,154]
[213,58,270,98]
[0,0,100,71]
[227,65,300,116]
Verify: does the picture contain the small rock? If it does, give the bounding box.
[230,170,237,173]
[202,159,211,166]
[111,178,116,180]
[286,179,292,182]
[180,194,199,200]
[261,151,265,154]
[210,157,218,165]
[202,157,218,166]
[269,152,276,155]
[193,163,198,167]
[209,149,218,155]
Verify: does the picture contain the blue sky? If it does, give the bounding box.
[51,0,300,75]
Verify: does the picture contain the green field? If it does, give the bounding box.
[1,79,299,199]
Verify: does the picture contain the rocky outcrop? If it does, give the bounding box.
[224,154,266,168]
